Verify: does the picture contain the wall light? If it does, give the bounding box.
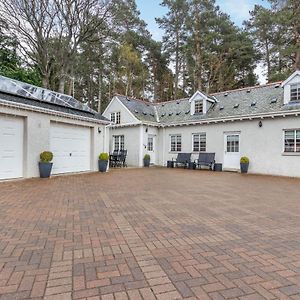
[258,121,263,128]
[98,127,102,134]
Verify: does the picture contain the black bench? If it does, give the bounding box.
[172,153,191,168]
[195,153,215,170]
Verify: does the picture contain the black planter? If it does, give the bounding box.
[240,163,249,174]
[39,162,53,178]
[144,158,150,167]
[98,160,108,172]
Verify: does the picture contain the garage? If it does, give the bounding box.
[0,115,24,180]
[50,122,92,174]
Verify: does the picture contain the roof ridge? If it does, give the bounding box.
[114,93,154,105]
[211,81,283,96]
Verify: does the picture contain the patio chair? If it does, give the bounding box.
[118,150,127,168]
[109,150,119,167]
[172,153,191,168]
[195,153,215,170]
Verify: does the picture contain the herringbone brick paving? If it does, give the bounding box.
[0,168,300,299]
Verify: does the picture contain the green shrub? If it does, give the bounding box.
[240,156,249,164]
[40,151,53,163]
[99,153,109,161]
[144,154,150,160]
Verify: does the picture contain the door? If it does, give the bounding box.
[0,116,23,180]
[147,135,157,165]
[50,123,91,174]
[224,133,240,170]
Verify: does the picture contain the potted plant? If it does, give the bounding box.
[99,153,109,172]
[39,151,53,178]
[143,154,151,167]
[240,156,250,174]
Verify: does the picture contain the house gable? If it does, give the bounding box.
[102,96,140,124]
[189,91,216,116]
[281,71,300,104]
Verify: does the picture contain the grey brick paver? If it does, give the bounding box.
[0,168,300,299]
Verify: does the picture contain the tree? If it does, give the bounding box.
[0,0,111,92]
[156,0,188,99]
[0,25,41,85]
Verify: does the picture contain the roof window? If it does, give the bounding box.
[251,101,256,107]
[219,106,224,110]
[270,98,277,104]
[234,104,239,108]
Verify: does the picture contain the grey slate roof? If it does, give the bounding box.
[0,91,108,121]
[117,95,158,123]
[115,83,300,125]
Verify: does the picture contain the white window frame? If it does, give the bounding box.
[192,133,206,152]
[170,134,182,152]
[113,135,125,151]
[194,100,203,114]
[147,136,154,152]
[110,112,121,124]
[290,84,300,102]
[283,129,300,153]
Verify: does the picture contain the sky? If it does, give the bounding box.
[135,0,270,83]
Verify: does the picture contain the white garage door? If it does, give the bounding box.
[0,116,24,180]
[50,123,91,174]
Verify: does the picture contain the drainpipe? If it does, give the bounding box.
[139,124,144,167]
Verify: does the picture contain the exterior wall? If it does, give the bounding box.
[103,97,139,124]
[161,116,300,177]
[109,125,142,167]
[0,105,107,179]
[142,125,159,165]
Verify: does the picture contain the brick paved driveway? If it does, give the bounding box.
[0,168,300,300]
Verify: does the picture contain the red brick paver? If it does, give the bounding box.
[0,168,300,299]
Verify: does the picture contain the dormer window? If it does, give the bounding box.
[290,84,300,101]
[194,101,203,114]
[110,112,121,124]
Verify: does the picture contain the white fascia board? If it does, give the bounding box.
[281,71,300,87]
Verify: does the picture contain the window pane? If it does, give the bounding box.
[285,130,295,152]
[193,134,199,152]
[296,130,300,152]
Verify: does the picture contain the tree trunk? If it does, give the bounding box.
[98,72,102,113]
[42,74,50,89]
[265,40,271,79]
[58,76,66,94]
[174,30,179,99]
[194,4,202,91]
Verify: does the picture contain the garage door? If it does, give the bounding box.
[50,123,91,174]
[0,116,24,180]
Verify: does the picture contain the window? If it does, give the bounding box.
[170,135,181,152]
[194,100,203,114]
[110,112,121,124]
[113,135,124,151]
[284,130,300,153]
[147,136,154,151]
[193,133,206,152]
[226,135,239,153]
[291,84,300,101]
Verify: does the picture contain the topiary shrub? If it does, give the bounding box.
[40,151,53,163]
[240,156,249,164]
[144,154,150,160]
[99,153,109,161]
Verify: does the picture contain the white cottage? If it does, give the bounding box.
[103,71,300,178]
[0,75,110,180]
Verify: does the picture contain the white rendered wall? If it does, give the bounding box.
[0,105,107,179]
